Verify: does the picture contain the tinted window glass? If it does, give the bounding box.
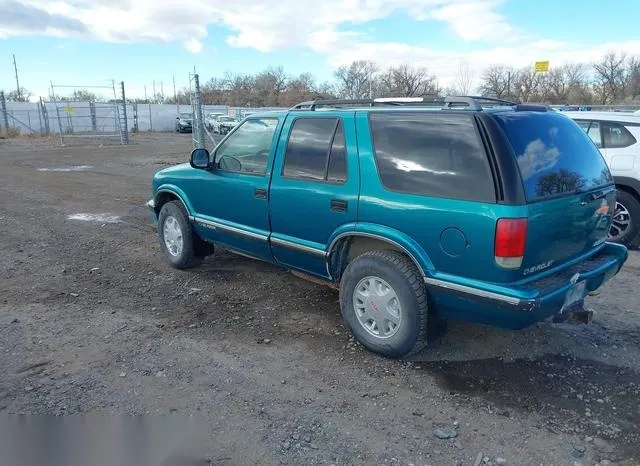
[494,113,612,202]
[369,113,495,202]
[327,121,347,183]
[284,118,337,180]
[602,122,636,148]
[576,120,590,131]
[587,121,602,148]
[215,118,278,175]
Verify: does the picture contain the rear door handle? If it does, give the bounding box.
[254,188,267,199]
[330,199,348,212]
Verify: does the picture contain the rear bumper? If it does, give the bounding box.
[426,242,628,328]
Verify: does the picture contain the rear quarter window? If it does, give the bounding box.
[493,112,612,202]
[369,113,496,202]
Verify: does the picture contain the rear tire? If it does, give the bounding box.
[339,250,430,359]
[158,201,204,269]
[609,190,640,246]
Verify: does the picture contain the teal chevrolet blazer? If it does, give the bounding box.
[148,96,628,358]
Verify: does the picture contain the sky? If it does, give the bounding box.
[1,0,639,101]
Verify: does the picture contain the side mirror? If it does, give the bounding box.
[190,148,210,169]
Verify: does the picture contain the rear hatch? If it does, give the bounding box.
[493,111,615,276]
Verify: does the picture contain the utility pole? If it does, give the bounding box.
[507,71,511,99]
[152,81,156,102]
[144,85,147,101]
[173,76,178,111]
[160,80,164,100]
[13,54,21,100]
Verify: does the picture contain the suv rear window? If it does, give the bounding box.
[369,113,495,202]
[493,112,612,202]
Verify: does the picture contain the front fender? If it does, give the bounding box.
[154,184,195,217]
[326,222,435,277]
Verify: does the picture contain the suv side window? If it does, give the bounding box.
[283,118,347,183]
[215,118,279,175]
[369,113,495,202]
[602,122,636,148]
[586,121,602,148]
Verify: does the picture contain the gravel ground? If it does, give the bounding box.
[1,133,639,466]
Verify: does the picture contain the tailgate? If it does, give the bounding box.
[491,111,616,276]
[524,186,615,274]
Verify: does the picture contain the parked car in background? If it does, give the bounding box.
[175,113,194,133]
[149,96,627,359]
[205,112,225,131]
[565,111,640,246]
[213,115,239,134]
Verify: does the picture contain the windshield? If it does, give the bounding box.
[179,113,193,119]
[219,116,235,122]
[493,112,612,202]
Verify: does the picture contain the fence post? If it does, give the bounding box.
[90,102,97,132]
[132,103,138,133]
[37,100,43,135]
[54,105,65,146]
[41,98,50,135]
[193,74,206,150]
[0,91,8,134]
[148,103,152,131]
[120,82,129,144]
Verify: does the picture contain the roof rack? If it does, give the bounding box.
[290,99,374,110]
[290,97,447,111]
[443,96,519,110]
[290,95,526,112]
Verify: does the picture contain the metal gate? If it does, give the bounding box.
[46,81,129,145]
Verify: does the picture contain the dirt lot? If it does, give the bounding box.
[1,133,639,466]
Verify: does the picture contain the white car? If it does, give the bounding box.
[205,113,225,131]
[212,115,239,134]
[565,111,640,246]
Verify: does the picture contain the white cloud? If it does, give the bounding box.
[1,0,638,91]
[430,0,512,41]
[184,38,203,54]
[326,39,640,88]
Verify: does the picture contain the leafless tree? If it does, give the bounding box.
[478,65,513,99]
[624,56,640,101]
[334,60,378,99]
[545,63,588,104]
[593,51,628,104]
[453,60,474,95]
[6,87,32,102]
[377,64,440,97]
[511,68,545,102]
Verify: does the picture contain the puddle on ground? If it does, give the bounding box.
[38,165,93,172]
[67,213,121,223]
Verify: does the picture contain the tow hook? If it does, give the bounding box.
[569,308,595,324]
[552,308,595,324]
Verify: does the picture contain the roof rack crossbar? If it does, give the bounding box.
[290,99,374,110]
[443,95,519,110]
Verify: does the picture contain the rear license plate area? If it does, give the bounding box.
[561,280,586,313]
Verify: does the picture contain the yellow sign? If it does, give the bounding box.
[65,106,73,114]
[534,61,549,72]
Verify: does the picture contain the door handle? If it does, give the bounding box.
[254,188,267,199]
[330,199,348,212]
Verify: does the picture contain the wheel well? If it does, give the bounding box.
[155,191,180,214]
[616,183,640,202]
[328,235,422,282]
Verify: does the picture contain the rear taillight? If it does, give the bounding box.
[495,218,527,269]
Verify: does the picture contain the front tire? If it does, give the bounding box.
[339,250,429,358]
[158,201,204,269]
[609,190,640,246]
